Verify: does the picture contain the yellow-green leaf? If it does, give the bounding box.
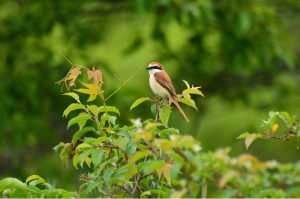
[133,131,153,141]
[141,191,151,198]
[97,106,120,115]
[94,136,111,145]
[237,132,250,139]
[72,127,95,144]
[53,142,65,152]
[75,82,100,102]
[129,150,152,164]
[91,148,103,167]
[130,97,150,110]
[67,113,91,129]
[219,170,238,188]
[63,92,80,100]
[159,105,172,127]
[63,103,85,118]
[178,98,197,110]
[143,160,165,175]
[73,154,79,169]
[245,133,262,150]
[75,143,92,152]
[183,87,204,97]
[25,175,45,184]
[85,157,92,168]
[88,105,99,116]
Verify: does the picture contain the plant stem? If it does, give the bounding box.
[201,178,207,198]
[105,65,144,101]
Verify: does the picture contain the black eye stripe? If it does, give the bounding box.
[148,66,161,70]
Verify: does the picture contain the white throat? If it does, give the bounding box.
[148,69,169,97]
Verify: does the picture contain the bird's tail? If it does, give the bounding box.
[170,96,190,122]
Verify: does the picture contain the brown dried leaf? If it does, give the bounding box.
[88,67,103,85]
[156,163,173,185]
[68,67,82,87]
[56,66,82,90]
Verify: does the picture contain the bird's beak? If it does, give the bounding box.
[146,66,151,70]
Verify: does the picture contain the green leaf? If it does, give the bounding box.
[73,154,79,169]
[133,131,153,141]
[237,132,250,139]
[279,111,295,127]
[150,104,157,116]
[60,143,73,166]
[67,113,91,129]
[141,191,151,198]
[149,188,168,197]
[101,114,117,126]
[245,133,262,150]
[219,170,238,188]
[87,105,98,116]
[72,127,95,144]
[125,139,137,156]
[129,150,152,164]
[53,142,65,152]
[78,149,93,167]
[63,92,79,101]
[103,167,115,182]
[76,143,92,152]
[85,157,92,168]
[63,103,85,118]
[159,105,172,127]
[91,148,104,167]
[0,178,27,192]
[130,97,150,110]
[114,165,130,177]
[93,136,111,145]
[183,87,204,97]
[25,175,45,185]
[97,106,120,115]
[178,98,197,110]
[112,137,128,151]
[143,160,165,175]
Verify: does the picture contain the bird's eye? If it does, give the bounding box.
[147,65,161,70]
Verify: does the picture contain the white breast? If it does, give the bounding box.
[149,72,170,97]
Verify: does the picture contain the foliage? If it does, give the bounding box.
[54,65,204,197]
[0,0,299,196]
[2,66,300,198]
[0,175,76,198]
[238,111,300,150]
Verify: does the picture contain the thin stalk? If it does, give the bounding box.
[201,178,207,198]
[105,65,144,101]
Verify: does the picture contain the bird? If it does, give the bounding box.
[146,62,190,122]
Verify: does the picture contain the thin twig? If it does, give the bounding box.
[64,54,88,69]
[114,184,133,197]
[105,65,144,101]
[201,178,207,198]
[263,130,297,140]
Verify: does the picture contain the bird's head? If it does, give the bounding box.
[146,62,164,73]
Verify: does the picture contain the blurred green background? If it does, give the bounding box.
[0,0,299,190]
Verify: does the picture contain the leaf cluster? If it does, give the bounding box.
[2,66,300,198]
[238,111,300,149]
[0,175,76,198]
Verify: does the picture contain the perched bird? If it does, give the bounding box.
[146,62,190,122]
